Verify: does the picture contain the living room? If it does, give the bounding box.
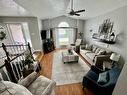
[0,0,127,95]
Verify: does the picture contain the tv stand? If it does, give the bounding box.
[43,39,55,54]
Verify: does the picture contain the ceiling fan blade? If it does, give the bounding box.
[75,13,80,16]
[74,9,85,13]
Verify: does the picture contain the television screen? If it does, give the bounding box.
[41,30,46,40]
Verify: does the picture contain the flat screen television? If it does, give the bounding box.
[41,30,46,40]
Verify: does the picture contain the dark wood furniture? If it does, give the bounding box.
[92,37,116,44]
[43,39,55,54]
[98,39,116,44]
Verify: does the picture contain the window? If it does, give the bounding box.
[58,22,69,45]
[8,24,26,44]
[6,23,32,46]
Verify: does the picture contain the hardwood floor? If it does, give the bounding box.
[38,50,94,95]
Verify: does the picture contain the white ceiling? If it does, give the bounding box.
[0,0,33,17]
[0,0,127,19]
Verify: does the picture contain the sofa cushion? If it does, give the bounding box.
[107,67,121,85]
[97,72,109,85]
[80,49,92,54]
[85,53,95,60]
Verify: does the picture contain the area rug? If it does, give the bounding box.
[51,50,90,86]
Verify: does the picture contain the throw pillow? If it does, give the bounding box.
[85,44,92,50]
[95,48,101,54]
[97,49,106,55]
[97,72,109,85]
[105,50,112,55]
[92,45,97,52]
[2,81,33,95]
[81,45,86,49]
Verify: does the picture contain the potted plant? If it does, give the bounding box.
[24,53,34,69]
[0,31,6,40]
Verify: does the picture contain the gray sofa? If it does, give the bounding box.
[80,44,112,69]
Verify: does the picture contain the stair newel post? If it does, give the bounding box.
[28,42,34,61]
[4,59,17,83]
[2,43,17,83]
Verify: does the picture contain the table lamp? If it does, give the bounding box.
[110,53,120,67]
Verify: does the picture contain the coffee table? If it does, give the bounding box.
[62,50,79,64]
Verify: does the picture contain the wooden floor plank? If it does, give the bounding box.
[38,50,94,95]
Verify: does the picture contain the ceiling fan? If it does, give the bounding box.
[68,0,85,16]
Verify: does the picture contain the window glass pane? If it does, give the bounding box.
[9,24,25,44]
[58,22,70,45]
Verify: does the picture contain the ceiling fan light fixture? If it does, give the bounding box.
[68,0,85,16]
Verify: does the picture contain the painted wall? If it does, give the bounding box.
[83,5,127,94]
[38,18,43,31]
[0,17,42,50]
[84,5,127,60]
[112,61,127,95]
[42,16,84,38]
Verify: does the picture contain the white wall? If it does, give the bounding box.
[113,61,127,95]
[0,17,42,50]
[84,5,127,60]
[42,15,84,36]
[38,18,43,31]
[83,5,127,95]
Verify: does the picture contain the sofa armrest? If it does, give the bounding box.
[94,55,111,69]
[39,76,56,95]
[18,71,39,87]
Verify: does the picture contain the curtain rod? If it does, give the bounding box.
[48,27,78,30]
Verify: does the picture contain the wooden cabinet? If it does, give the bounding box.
[43,39,55,54]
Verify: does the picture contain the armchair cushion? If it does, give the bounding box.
[18,72,39,88]
[27,76,56,95]
[85,53,95,60]
[97,72,109,85]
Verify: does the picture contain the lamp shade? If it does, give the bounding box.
[110,53,120,62]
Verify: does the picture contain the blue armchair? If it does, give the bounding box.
[82,66,121,95]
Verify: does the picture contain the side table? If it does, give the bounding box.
[103,61,112,71]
